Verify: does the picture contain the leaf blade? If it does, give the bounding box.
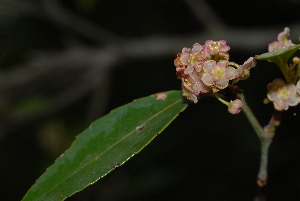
[255,44,300,64]
[22,90,187,201]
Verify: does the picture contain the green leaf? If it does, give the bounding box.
[255,44,300,64]
[22,90,188,201]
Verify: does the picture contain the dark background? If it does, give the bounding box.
[0,0,300,200]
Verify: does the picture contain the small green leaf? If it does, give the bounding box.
[255,44,300,64]
[22,90,188,201]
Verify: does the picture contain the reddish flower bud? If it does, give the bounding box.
[228,99,243,114]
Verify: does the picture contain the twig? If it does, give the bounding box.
[183,0,225,31]
[0,0,124,44]
[241,93,265,139]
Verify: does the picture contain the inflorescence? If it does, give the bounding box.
[174,40,256,114]
[175,27,300,113]
[266,27,300,111]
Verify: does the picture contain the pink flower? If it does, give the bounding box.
[267,78,299,111]
[201,60,236,92]
[205,40,230,55]
[174,53,186,79]
[179,43,208,74]
[228,99,242,114]
[182,82,198,103]
[236,57,257,80]
[268,27,292,52]
[181,72,211,103]
[174,41,233,103]
[179,47,191,65]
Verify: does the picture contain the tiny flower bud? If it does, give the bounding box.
[235,57,257,81]
[228,99,242,114]
[263,98,270,104]
[293,57,299,65]
[268,27,292,52]
[274,120,280,127]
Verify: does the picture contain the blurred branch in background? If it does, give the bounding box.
[0,46,115,135]
[0,0,300,139]
[0,0,123,44]
[0,0,299,200]
[183,0,225,32]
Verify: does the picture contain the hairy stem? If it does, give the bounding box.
[257,138,271,187]
[240,93,271,186]
[240,94,265,139]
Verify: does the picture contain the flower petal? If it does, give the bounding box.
[286,83,296,94]
[194,62,203,72]
[182,47,191,54]
[204,40,214,46]
[182,80,193,92]
[297,81,300,94]
[214,79,228,89]
[219,45,230,53]
[180,53,190,65]
[182,89,198,103]
[184,65,194,74]
[192,82,201,95]
[277,27,290,42]
[268,41,281,52]
[199,81,211,93]
[203,60,216,72]
[201,73,214,86]
[273,100,287,111]
[287,94,299,106]
[225,67,236,80]
[217,60,229,67]
[271,78,286,89]
[192,43,203,52]
[267,89,278,101]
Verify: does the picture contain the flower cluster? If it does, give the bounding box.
[268,27,292,52]
[174,40,256,106]
[267,78,300,111]
[265,28,300,111]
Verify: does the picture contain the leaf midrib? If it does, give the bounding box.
[36,98,183,200]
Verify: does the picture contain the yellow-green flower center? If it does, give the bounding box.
[188,53,203,65]
[278,87,290,100]
[209,42,221,51]
[184,79,192,87]
[243,69,250,76]
[212,66,225,79]
[188,54,197,65]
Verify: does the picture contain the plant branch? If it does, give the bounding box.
[240,93,265,139]
[240,93,271,187]
[0,0,124,44]
[241,94,283,187]
[257,138,271,187]
[183,0,225,32]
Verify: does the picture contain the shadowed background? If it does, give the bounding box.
[0,0,300,200]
